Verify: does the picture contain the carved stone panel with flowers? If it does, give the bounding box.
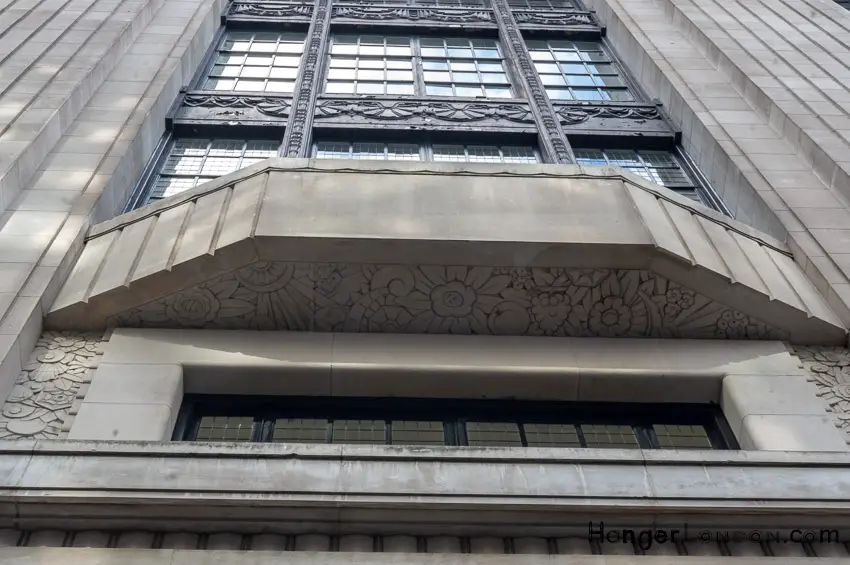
[0,332,104,440]
[795,346,850,444]
[107,262,784,341]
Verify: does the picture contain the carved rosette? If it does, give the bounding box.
[281,0,331,157]
[109,264,785,342]
[490,0,573,163]
[0,331,104,440]
[794,346,850,443]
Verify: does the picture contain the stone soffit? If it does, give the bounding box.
[46,159,846,344]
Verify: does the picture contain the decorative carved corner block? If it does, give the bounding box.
[313,98,536,131]
[177,94,291,125]
[228,1,313,20]
[0,331,104,440]
[331,5,495,26]
[795,346,850,444]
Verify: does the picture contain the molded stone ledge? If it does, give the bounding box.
[44,160,846,344]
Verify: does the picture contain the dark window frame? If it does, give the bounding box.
[312,139,543,163]
[174,394,739,450]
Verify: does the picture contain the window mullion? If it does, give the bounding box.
[412,37,426,96]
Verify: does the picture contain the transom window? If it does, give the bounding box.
[326,35,512,98]
[145,139,278,204]
[204,32,306,93]
[176,396,737,450]
[526,39,632,101]
[574,148,704,203]
[314,141,539,163]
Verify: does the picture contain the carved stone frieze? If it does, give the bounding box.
[228,1,313,19]
[314,98,533,126]
[555,104,662,126]
[795,346,850,443]
[0,331,104,440]
[184,94,291,118]
[332,5,493,23]
[108,264,785,342]
[512,10,595,26]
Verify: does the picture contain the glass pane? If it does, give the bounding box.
[433,145,466,162]
[316,142,351,159]
[387,143,421,160]
[485,87,513,98]
[391,421,445,445]
[426,84,454,96]
[272,419,329,443]
[524,423,581,447]
[580,424,639,449]
[466,422,522,447]
[356,82,384,94]
[653,424,713,449]
[387,82,415,95]
[501,146,538,163]
[195,416,254,442]
[456,85,483,97]
[332,420,386,444]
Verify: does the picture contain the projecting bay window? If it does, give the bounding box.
[314,141,539,163]
[203,31,306,93]
[526,39,633,102]
[175,396,737,450]
[325,35,513,98]
[140,139,279,205]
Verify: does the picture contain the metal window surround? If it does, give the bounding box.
[175,395,736,450]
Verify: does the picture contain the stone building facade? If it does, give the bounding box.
[2,0,850,562]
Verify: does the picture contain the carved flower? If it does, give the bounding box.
[236,262,294,292]
[567,269,610,288]
[406,267,512,334]
[165,288,220,326]
[314,264,342,295]
[588,296,632,337]
[33,390,75,411]
[664,287,696,318]
[531,293,572,334]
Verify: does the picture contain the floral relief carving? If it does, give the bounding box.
[184,95,291,118]
[795,347,850,442]
[108,263,785,342]
[0,332,103,440]
[512,10,594,26]
[332,5,493,23]
[229,1,313,18]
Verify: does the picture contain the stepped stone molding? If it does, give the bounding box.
[0,332,104,440]
[44,160,845,344]
[795,346,850,444]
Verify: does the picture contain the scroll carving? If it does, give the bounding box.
[315,99,533,123]
[229,1,313,18]
[555,104,662,126]
[184,94,291,118]
[512,10,594,26]
[332,5,493,23]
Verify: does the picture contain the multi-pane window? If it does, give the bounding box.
[314,141,539,164]
[176,396,736,449]
[573,148,703,203]
[327,35,415,95]
[325,35,512,98]
[146,139,278,203]
[526,39,632,101]
[508,0,575,8]
[421,38,511,97]
[315,141,421,160]
[204,32,306,93]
